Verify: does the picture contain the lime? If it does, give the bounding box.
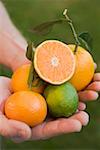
[44,82,78,117]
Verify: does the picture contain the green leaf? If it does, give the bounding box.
[30,19,63,35]
[78,32,93,51]
[27,63,46,89]
[26,42,35,61]
[33,79,46,88]
[26,42,45,89]
[27,63,35,89]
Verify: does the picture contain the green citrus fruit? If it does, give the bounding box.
[44,82,78,118]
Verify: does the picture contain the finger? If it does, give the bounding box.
[94,63,97,70]
[78,90,99,101]
[0,77,12,112]
[0,77,12,92]
[86,81,100,92]
[78,102,86,111]
[0,113,31,143]
[0,90,11,112]
[9,120,31,143]
[93,73,100,81]
[70,111,89,126]
[31,119,82,140]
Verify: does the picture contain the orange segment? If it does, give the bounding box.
[34,40,76,85]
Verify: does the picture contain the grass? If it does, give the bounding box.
[0,0,100,149]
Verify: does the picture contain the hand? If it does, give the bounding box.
[0,2,32,143]
[1,72,99,142]
[31,69,100,140]
[0,2,99,142]
[1,70,100,142]
[0,77,89,142]
[0,77,31,143]
[0,1,28,70]
[78,64,100,101]
[31,107,88,140]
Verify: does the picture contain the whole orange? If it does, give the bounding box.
[5,91,47,127]
[11,64,46,94]
[69,45,95,91]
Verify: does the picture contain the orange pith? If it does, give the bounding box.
[34,40,76,85]
[69,45,95,91]
[11,64,46,93]
[5,91,47,127]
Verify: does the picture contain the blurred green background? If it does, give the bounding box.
[0,0,100,149]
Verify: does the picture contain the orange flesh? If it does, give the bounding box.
[34,40,75,84]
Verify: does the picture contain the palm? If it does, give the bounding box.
[0,77,31,142]
[31,72,100,140]
[31,110,88,140]
[0,72,100,142]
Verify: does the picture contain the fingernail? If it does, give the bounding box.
[11,136,25,143]
[76,109,79,113]
[84,113,89,126]
[11,130,26,143]
[92,92,99,101]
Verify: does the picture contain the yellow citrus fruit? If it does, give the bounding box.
[5,91,47,127]
[34,40,76,85]
[69,45,95,91]
[11,64,46,94]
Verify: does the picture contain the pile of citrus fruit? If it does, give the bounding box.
[4,9,95,127]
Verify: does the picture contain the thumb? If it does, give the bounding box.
[0,113,31,143]
[0,77,12,112]
[9,120,32,143]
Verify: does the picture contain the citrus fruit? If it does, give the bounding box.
[34,40,76,85]
[68,45,95,91]
[44,82,78,117]
[11,64,46,93]
[5,91,47,127]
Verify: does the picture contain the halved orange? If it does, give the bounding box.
[34,40,76,85]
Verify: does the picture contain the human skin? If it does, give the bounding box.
[0,2,100,142]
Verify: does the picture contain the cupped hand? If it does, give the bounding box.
[0,76,88,142]
[31,66,100,140]
[1,71,100,142]
[31,108,88,140]
[1,68,100,142]
[0,77,31,143]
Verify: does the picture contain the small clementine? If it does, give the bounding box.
[5,91,47,127]
[69,45,95,91]
[11,64,46,94]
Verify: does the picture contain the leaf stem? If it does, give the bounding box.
[63,9,80,52]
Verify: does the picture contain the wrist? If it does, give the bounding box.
[0,2,30,71]
[0,31,29,71]
[9,48,30,72]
